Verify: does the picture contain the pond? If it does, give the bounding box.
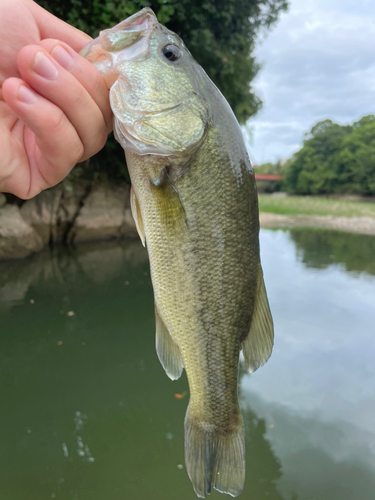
[0,228,374,500]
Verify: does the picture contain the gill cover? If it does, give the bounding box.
[80,8,207,156]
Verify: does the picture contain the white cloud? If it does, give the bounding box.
[245,0,375,164]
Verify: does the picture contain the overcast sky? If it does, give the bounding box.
[245,0,375,165]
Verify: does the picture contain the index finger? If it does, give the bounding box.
[40,39,113,133]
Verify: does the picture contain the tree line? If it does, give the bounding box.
[259,115,375,196]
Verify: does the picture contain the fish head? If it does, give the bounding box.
[81,8,209,156]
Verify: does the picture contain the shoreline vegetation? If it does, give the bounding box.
[258,194,375,235]
[255,115,375,235]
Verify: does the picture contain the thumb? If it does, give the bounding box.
[29,0,92,52]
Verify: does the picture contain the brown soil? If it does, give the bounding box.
[259,212,375,235]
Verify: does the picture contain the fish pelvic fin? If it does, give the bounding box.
[185,406,245,498]
[130,186,145,246]
[242,264,274,373]
[155,304,183,380]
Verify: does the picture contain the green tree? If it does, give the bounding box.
[334,115,375,195]
[166,0,288,123]
[285,116,375,196]
[36,0,288,183]
[37,0,288,124]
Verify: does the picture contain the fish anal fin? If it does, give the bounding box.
[130,186,145,246]
[242,265,274,373]
[155,305,183,380]
[185,406,245,498]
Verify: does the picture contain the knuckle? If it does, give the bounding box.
[70,141,85,164]
[89,68,104,94]
[56,128,84,165]
[85,66,108,100]
[82,68,112,126]
[69,86,86,109]
[47,110,66,134]
[79,130,106,162]
[22,190,40,201]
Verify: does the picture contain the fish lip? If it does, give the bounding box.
[107,7,158,33]
[80,8,158,67]
[99,7,159,55]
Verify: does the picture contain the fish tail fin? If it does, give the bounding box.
[184,405,245,498]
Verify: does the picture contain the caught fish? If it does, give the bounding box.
[81,8,273,497]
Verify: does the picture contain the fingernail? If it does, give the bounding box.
[33,52,58,80]
[18,85,37,104]
[52,46,73,70]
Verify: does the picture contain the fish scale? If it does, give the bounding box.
[81,7,274,498]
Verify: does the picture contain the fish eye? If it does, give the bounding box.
[162,45,180,62]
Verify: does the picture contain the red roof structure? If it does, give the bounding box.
[255,174,284,181]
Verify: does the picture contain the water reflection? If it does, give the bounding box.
[0,240,149,307]
[289,228,375,277]
[1,230,374,500]
[241,398,289,500]
[246,229,375,500]
[0,239,289,500]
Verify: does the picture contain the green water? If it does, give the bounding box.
[0,229,374,500]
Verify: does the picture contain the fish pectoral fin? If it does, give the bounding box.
[155,304,183,380]
[130,186,145,246]
[150,167,187,233]
[242,264,274,373]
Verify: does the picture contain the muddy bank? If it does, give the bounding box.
[260,212,375,235]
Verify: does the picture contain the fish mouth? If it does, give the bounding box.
[80,8,158,84]
[99,7,158,52]
[102,8,157,38]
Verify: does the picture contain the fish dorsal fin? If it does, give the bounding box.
[150,167,187,234]
[155,304,183,380]
[130,186,145,246]
[242,265,274,373]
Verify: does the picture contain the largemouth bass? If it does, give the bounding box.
[81,8,273,497]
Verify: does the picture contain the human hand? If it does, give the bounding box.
[0,0,112,199]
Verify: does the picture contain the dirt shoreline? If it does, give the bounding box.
[259,212,375,235]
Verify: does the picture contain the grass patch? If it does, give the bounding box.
[258,195,375,218]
